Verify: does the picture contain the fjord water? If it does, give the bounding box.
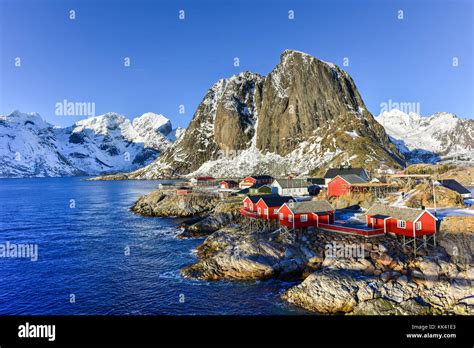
[0,177,301,315]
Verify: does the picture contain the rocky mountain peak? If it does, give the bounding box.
[2,110,50,130]
[133,112,172,136]
[129,50,405,179]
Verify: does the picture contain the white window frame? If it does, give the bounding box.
[244,201,247,208]
[249,203,253,211]
[258,207,261,215]
[264,208,268,215]
[397,220,406,229]
[415,221,422,230]
[279,213,284,220]
[273,209,279,214]
[371,218,376,225]
[300,214,308,222]
[288,215,293,222]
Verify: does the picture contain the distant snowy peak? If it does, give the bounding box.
[133,112,172,136]
[0,110,181,177]
[376,109,474,163]
[1,110,51,130]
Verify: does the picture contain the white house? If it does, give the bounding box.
[271,179,309,196]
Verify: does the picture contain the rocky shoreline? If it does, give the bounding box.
[131,188,474,315]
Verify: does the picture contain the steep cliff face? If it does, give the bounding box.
[257,50,364,154]
[133,72,264,178]
[129,50,404,179]
[255,50,402,169]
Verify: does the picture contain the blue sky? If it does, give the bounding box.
[1,0,473,128]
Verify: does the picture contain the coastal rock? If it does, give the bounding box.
[131,189,221,217]
[181,227,283,280]
[438,217,474,265]
[282,269,377,313]
[352,298,433,315]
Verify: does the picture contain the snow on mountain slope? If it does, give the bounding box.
[0,111,178,177]
[376,109,474,163]
[0,111,79,177]
[128,50,404,179]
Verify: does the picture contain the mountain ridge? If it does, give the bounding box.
[376,109,474,164]
[0,110,180,177]
[127,50,405,179]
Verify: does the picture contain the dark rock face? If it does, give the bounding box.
[137,72,264,177]
[256,50,402,162]
[214,72,264,152]
[131,50,404,179]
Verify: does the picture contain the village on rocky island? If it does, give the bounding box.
[129,163,474,315]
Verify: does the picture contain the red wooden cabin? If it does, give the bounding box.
[220,180,239,189]
[278,200,334,229]
[240,175,274,188]
[366,204,437,236]
[255,195,293,220]
[242,194,272,213]
[327,174,368,197]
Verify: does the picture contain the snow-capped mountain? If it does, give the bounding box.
[127,50,404,179]
[0,110,179,177]
[376,109,474,163]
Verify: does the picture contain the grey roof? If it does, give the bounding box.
[274,178,310,189]
[438,180,470,195]
[259,195,293,207]
[307,178,325,185]
[324,167,368,179]
[247,194,278,203]
[286,200,334,214]
[366,203,434,221]
[338,174,368,184]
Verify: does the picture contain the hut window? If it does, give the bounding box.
[300,214,308,222]
[264,208,268,215]
[273,209,279,214]
[415,222,422,230]
[288,215,293,222]
[397,220,406,229]
[279,213,284,220]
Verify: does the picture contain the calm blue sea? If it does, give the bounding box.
[0,177,304,315]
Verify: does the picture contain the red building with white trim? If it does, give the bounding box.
[220,180,239,189]
[327,174,368,197]
[255,195,293,220]
[366,204,437,236]
[240,175,274,188]
[278,200,334,229]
